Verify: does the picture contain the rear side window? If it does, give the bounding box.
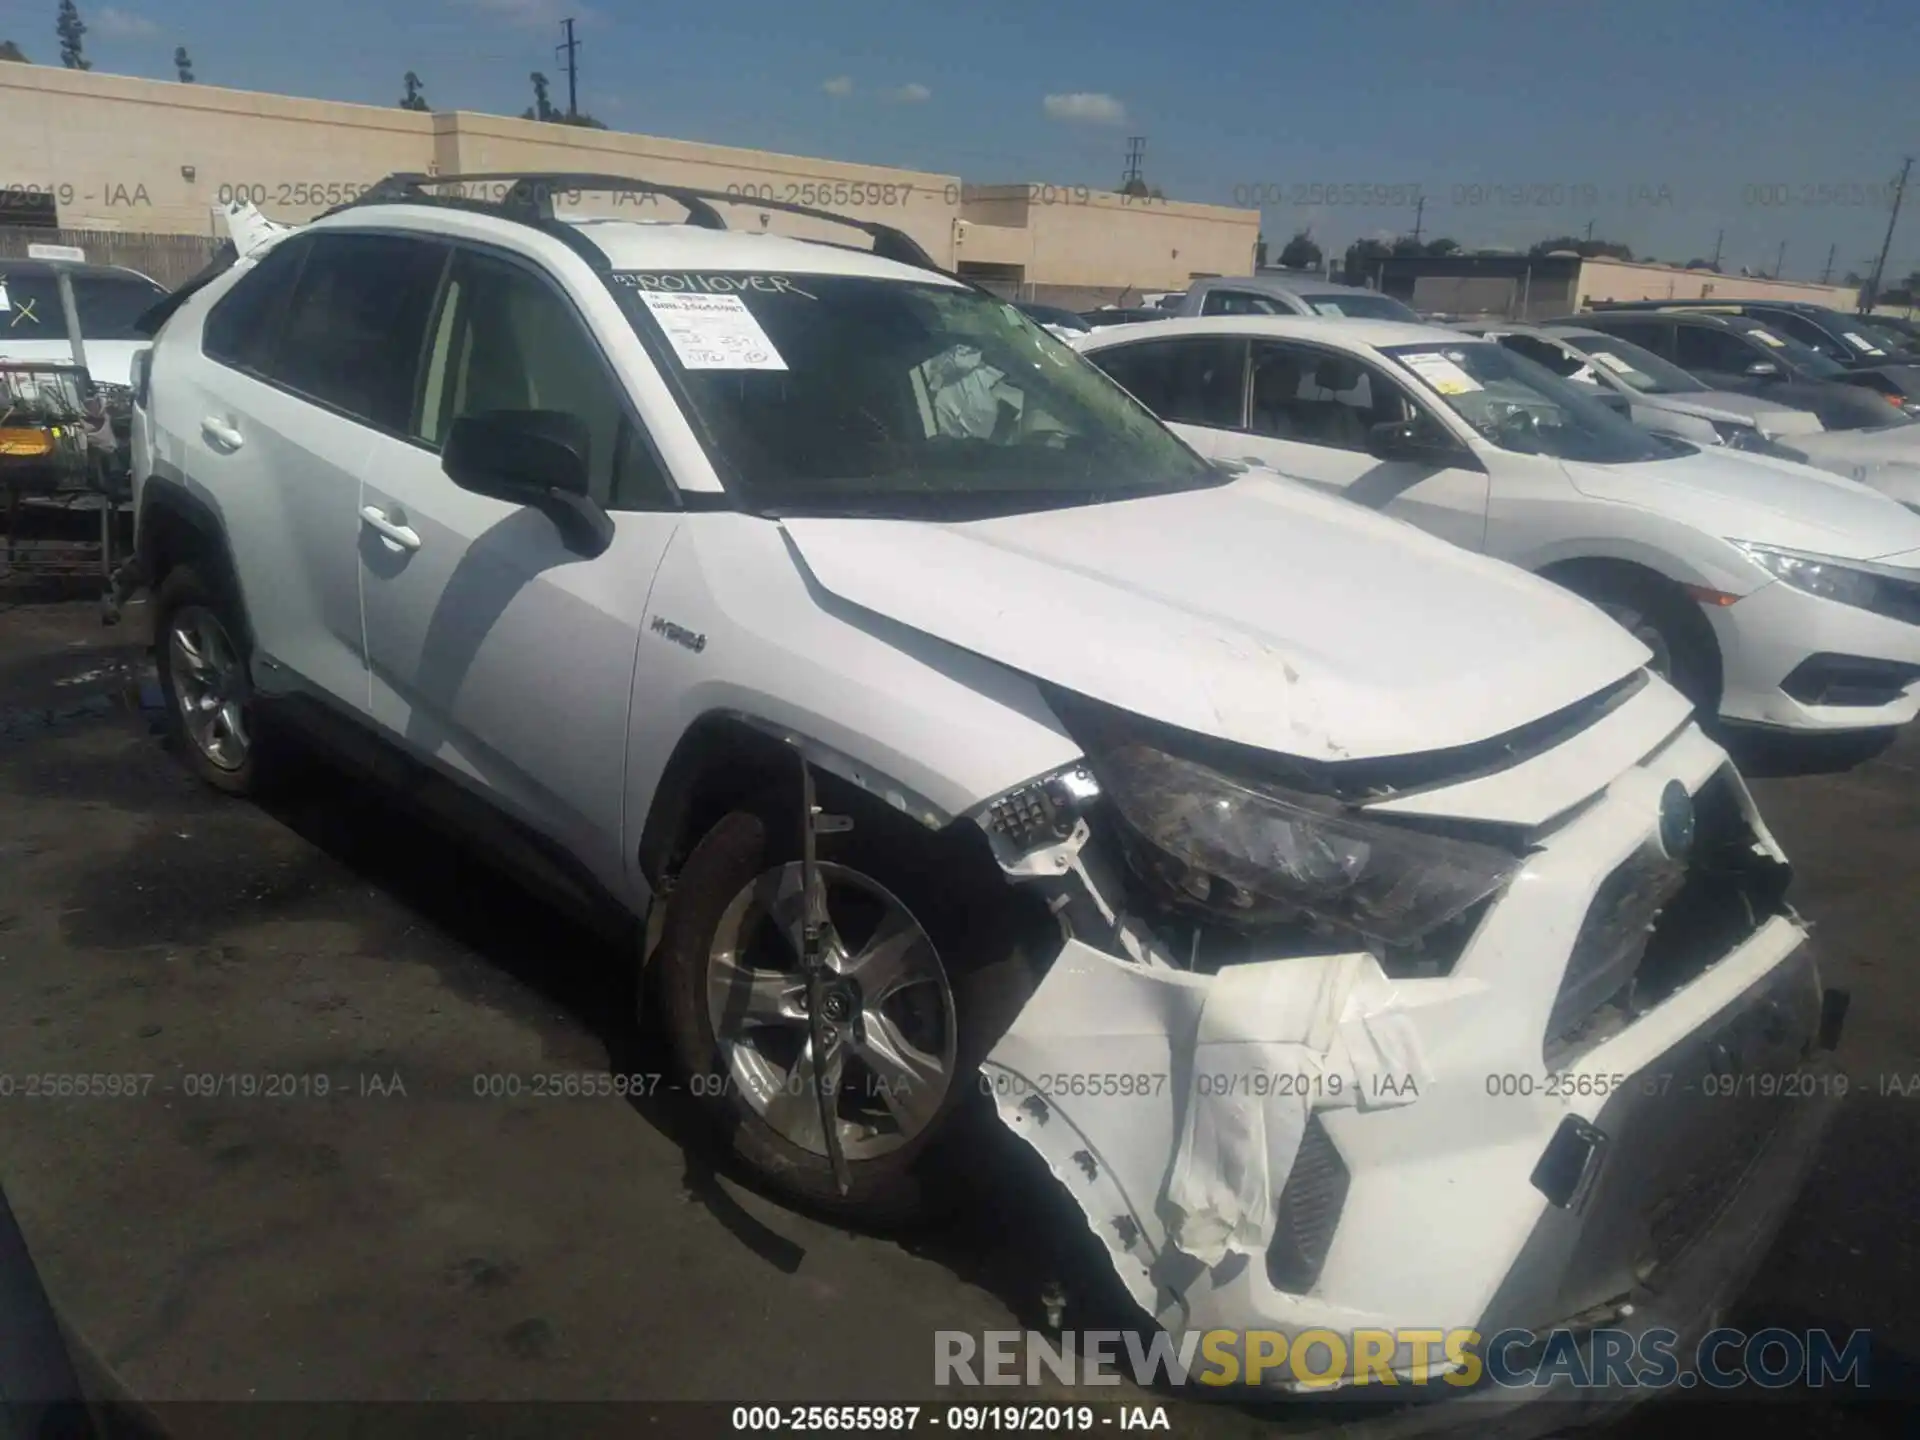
[265,233,448,432]
[1090,337,1248,428]
[1201,289,1286,317]
[202,236,312,371]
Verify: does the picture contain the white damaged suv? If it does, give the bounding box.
[125,176,1844,1410]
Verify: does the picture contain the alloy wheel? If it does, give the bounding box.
[705,861,957,1161]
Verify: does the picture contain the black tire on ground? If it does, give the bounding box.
[1557,566,1723,714]
[655,794,1041,1227]
[151,563,290,797]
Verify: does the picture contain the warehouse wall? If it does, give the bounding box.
[1576,259,1861,309]
[0,65,1259,291]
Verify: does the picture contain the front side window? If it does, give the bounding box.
[1559,332,1706,395]
[0,269,168,342]
[609,272,1222,516]
[417,249,672,510]
[1090,336,1248,429]
[1250,340,1434,452]
[1674,324,1769,375]
[1382,340,1673,463]
[1760,310,1852,360]
[1725,320,1846,378]
[265,232,448,431]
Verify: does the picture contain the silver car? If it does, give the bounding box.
[1456,321,1823,450]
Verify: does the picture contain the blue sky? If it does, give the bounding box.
[13,0,1919,280]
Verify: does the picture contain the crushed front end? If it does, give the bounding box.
[970,670,1844,1419]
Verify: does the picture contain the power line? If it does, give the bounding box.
[556,17,580,120]
[1861,156,1913,313]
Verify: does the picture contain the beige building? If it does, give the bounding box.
[1575,258,1858,309]
[0,64,1257,295]
[1377,250,1862,321]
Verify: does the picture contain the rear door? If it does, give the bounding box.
[1233,337,1490,550]
[356,242,683,885]
[161,230,446,711]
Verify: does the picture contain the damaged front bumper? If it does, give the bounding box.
[977,709,1843,1420]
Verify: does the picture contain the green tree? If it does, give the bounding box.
[1423,237,1461,257]
[522,71,557,122]
[1530,235,1633,261]
[1277,229,1322,269]
[56,0,88,70]
[399,70,429,111]
[557,111,607,129]
[0,39,29,61]
[174,45,193,82]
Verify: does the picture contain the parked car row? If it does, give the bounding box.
[117,185,1848,1422]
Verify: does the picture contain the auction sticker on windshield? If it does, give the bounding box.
[1591,351,1639,375]
[1749,328,1787,347]
[1843,332,1885,353]
[635,291,788,371]
[1399,351,1483,394]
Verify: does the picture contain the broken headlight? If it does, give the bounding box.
[1098,742,1523,947]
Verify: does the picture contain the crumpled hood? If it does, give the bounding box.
[779,475,1651,762]
[1560,449,1920,561]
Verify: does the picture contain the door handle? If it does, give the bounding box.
[360,505,421,552]
[200,417,244,451]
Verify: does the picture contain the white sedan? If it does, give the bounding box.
[1078,315,1920,738]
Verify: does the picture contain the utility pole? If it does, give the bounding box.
[1862,156,1913,314]
[556,17,580,119]
[1585,218,1595,242]
[1774,240,1787,278]
[1411,194,1425,244]
[1821,243,1837,284]
[1121,137,1145,191]
[1710,228,1724,270]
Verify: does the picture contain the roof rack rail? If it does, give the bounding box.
[340,171,946,275]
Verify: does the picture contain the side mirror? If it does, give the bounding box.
[1744,360,1783,380]
[442,411,613,557]
[1366,419,1455,464]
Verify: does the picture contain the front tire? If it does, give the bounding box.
[655,799,1036,1226]
[152,564,279,796]
[1560,568,1722,714]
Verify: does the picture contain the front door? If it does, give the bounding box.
[1229,338,1491,551]
[356,242,683,885]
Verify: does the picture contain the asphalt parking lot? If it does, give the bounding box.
[0,595,1914,1438]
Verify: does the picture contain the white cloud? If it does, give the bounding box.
[1043,91,1127,125]
[822,75,855,97]
[884,82,931,103]
[95,7,159,38]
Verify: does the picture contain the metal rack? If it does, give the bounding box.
[0,360,125,583]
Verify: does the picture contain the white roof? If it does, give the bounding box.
[1075,314,1473,354]
[564,217,958,285]
[308,202,959,286]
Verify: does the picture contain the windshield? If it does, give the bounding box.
[1303,291,1422,321]
[609,271,1222,515]
[1559,332,1706,394]
[0,271,168,342]
[1733,320,1847,377]
[1383,340,1676,463]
